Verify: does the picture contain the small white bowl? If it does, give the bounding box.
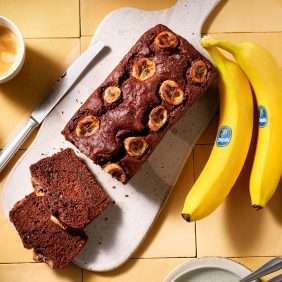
[164,257,253,282]
[0,16,25,84]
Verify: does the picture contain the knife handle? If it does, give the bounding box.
[0,118,39,173]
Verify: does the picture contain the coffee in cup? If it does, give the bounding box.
[0,26,19,77]
[0,16,25,84]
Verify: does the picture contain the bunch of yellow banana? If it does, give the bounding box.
[182,37,282,222]
[182,46,253,222]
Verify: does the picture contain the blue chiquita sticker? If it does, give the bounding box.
[258,105,268,128]
[216,126,232,147]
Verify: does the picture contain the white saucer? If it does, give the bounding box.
[164,257,252,282]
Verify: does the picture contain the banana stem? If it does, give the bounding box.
[202,36,239,56]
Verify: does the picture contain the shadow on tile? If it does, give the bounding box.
[43,263,82,282]
[202,0,228,33]
[0,46,62,113]
[223,144,282,253]
[267,178,282,226]
[0,46,62,148]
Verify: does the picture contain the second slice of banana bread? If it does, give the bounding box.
[30,148,110,230]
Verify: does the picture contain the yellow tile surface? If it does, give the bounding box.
[0,38,80,149]
[0,218,33,263]
[134,154,195,258]
[80,36,92,52]
[0,263,82,282]
[195,144,282,257]
[0,0,79,38]
[203,0,282,33]
[81,0,177,36]
[81,0,282,36]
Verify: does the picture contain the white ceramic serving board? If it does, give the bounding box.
[2,0,220,272]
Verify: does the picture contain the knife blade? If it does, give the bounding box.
[0,41,105,173]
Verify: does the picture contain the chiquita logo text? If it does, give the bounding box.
[216,126,232,147]
[258,105,268,128]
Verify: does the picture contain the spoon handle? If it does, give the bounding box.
[267,274,282,282]
[239,257,282,282]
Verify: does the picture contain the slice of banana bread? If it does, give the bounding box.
[9,192,87,269]
[62,24,216,183]
[30,148,109,230]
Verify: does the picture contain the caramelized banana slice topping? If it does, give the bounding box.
[75,116,100,137]
[154,31,178,49]
[103,86,121,104]
[133,58,156,81]
[104,163,126,183]
[190,60,207,83]
[124,137,148,157]
[148,105,168,132]
[159,80,184,105]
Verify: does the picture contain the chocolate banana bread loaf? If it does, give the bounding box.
[9,192,87,269]
[62,24,216,183]
[30,148,109,230]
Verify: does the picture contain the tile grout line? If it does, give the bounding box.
[23,36,81,40]
[201,31,282,35]
[79,0,82,38]
[20,31,282,39]
[192,149,198,258]
[0,255,278,265]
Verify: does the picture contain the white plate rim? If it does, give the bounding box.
[164,257,252,282]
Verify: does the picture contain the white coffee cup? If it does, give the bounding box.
[0,16,25,84]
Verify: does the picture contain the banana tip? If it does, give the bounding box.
[252,205,263,211]
[182,213,191,222]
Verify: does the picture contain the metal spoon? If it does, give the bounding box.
[267,274,282,282]
[239,257,282,282]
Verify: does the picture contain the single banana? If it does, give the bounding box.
[182,47,253,222]
[202,36,282,209]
